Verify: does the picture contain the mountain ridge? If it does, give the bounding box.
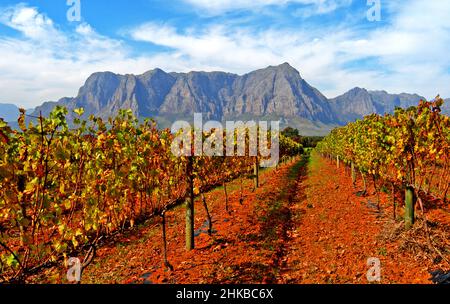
[329,87,426,124]
[31,63,337,129]
[18,63,449,135]
[0,103,21,122]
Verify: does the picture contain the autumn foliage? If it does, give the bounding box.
[317,97,450,205]
[0,107,301,282]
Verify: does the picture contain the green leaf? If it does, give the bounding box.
[6,253,19,268]
[74,108,85,116]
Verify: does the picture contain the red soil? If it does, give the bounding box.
[39,153,449,284]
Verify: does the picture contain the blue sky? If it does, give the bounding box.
[0,0,449,108]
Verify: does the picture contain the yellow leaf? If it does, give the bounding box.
[75,229,83,237]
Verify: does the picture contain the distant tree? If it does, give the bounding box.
[301,136,324,148]
[281,127,324,148]
[281,127,302,143]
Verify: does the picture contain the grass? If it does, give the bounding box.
[378,247,388,256]
[307,152,325,180]
[319,213,328,221]
[257,156,307,251]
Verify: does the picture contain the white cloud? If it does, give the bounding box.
[293,0,352,17]
[130,24,281,71]
[0,5,174,108]
[0,1,449,109]
[183,0,351,15]
[130,0,450,99]
[0,4,58,40]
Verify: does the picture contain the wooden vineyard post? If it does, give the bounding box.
[392,182,396,220]
[405,186,416,229]
[337,155,340,169]
[239,177,244,205]
[223,181,229,214]
[201,193,213,235]
[254,157,259,189]
[185,156,195,250]
[361,170,367,195]
[351,162,356,186]
[161,212,173,270]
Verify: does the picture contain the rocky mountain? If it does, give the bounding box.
[229,64,335,122]
[0,103,21,122]
[443,99,450,115]
[31,63,337,134]
[329,88,425,124]
[28,63,447,135]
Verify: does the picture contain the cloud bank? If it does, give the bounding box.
[0,1,449,108]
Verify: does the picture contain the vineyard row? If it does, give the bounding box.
[316,97,450,228]
[0,107,302,282]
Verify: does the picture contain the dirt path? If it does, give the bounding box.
[279,152,434,284]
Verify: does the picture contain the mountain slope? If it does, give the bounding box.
[31,63,336,128]
[330,88,425,124]
[0,103,20,122]
[223,63,335,123]
[443,99,450,115]
[28,63,446,135]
